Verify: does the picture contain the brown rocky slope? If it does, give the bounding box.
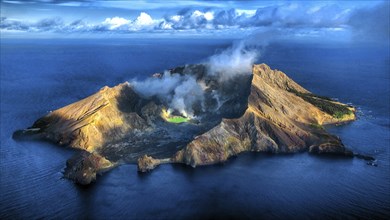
[172,64,355,167]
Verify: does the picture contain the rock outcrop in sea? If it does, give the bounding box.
[14,64,357,184]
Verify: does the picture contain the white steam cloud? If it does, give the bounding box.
[207,42,259,81]
[132,40,261,118]
[132,72,203,118]
[170,76,204,117]
[132,71,182,98]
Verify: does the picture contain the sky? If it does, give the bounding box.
[0,0,389,42]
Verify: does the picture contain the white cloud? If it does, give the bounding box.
[98,13,160,31]
[102,17,130,30]
[207,42,258,81]
[189,10,214,26]
[236,9,256,17]
[170,15,182,22]
[204,12,214,21]
[2,2,386,42]
[134,12,154,26]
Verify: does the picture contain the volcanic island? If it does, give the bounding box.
[14,64,363,185]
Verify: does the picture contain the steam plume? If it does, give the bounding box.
[132,72,203,118]
[206,42,258,81]
[131,38,265,118]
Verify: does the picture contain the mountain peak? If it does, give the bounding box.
[253,64,308,93]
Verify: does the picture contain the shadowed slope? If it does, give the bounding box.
[14,83,150,152]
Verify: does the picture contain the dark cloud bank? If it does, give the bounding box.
[348,1,389,42]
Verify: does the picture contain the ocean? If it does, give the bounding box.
[0,38,389,219]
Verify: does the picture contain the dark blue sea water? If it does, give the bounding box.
[1,38,389,219]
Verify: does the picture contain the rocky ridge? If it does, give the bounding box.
[171,64,354,167]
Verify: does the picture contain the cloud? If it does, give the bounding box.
[94,12,161,32]
[132,12,157,30]
[102,17,129,30]
[1,0,226,10]
[0,17,30,31]
[2,0,91,4]
[1,2,388,42]
[132,71,204,118]
[239,3,350,29]
[131,37,263,117]
[207,42,258,81]
[35,17,64,31]
[348,1,390,42]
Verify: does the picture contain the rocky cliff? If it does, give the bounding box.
[14,64,357,184]
[14,82,151,151]
[172,64,355,167]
